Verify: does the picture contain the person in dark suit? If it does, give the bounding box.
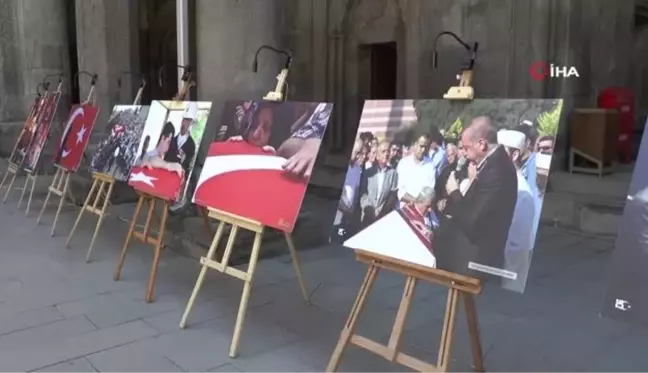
[434,116,518,276]
[164,102,197,180]
[358,141,399,227]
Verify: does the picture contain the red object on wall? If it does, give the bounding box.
[597,87,635,163]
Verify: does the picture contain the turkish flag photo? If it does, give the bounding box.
[128,165,182,201]
[54,104,99,172]
[193,141,309,232]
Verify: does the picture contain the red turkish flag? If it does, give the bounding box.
[54,104,99,172]
[128,166,182,202]
[193,141,309,232]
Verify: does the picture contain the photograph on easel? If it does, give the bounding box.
[10,98,43,167]
[193,100,333,232]
[333,99,563,292]
[90,105,150,181]
[52,103,100,172]
[128,100,211,202]
[601,119,648,326]
[23,92,62,173]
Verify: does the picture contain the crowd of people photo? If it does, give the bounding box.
[333,108,558,292]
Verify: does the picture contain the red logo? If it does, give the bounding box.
[530,61,549,81]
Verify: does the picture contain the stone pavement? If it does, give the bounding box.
[0,186,644,371]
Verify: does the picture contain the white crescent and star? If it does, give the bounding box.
[130,171,157,187]
[195,154,288,194]
[60,106,85,158]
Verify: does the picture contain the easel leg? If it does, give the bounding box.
[436,288,460,372]
[114,195,145,281]
[26,174,37,217]
[85,182,113,262]
[145,201,169,303]
[50,173,70,236]
[0,170,9,192]
[464,293,484,372]
[179,221,227,329]
[326,264,380,372]
[229,230,263,358]
[18,176,29,209]
[386,276,417,358]
[2,171,17,203]
[66,178,99,248]
[284,232,309,303]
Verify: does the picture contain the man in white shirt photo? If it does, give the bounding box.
[497,129,537,292]
[396,134,436,208]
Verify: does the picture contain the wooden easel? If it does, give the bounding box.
[179,208,309,358]
[22,79,65,216]
[36,78,96,234]
[179,53,309,359]
[0,85,47,204]
[66,77,146,262]
[327,67,485,372]
[113,67,207,303]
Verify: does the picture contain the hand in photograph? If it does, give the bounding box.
[281,138,321,178]
[142,157,184,177]
[226,135,276,154]
[446,171,459,194]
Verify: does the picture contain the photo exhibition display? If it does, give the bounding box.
[53,104,100,172]
[23,92,62,173]
[601,119,648,326]
[129,100,211,202]
[90,105,150,181]
[10,97,43,167]
[193,100,333,232]
[333,99,563,292]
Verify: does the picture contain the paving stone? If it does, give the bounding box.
[209,362,242,372]
[85,339,184,372]
[34,357,97,372]
[0,320,158,371]
[0,306,63,336]
[0,316,96,350]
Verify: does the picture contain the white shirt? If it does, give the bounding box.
[376,167,387,198]
[396,155,436,207]
[505,171,537,254]
[177,133,189,149]
[335,164,362,224]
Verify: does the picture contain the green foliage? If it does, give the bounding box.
[536,100,563,137]
[445,117,464,139]
[391,99,563,142]
[191,111,209,142]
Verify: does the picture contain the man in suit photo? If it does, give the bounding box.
[434,116,518,276]
[359,141,399,227]
[164,102,197,179]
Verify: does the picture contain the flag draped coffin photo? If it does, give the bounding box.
[128,100,211,202]
[333,99,564,293]
[23,92,62,173]
[53,103,100,172]
[601,119,648,326]
[90,105,150,181]
[193,100,333,232]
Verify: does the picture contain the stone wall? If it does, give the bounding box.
[283,0,636,172]
[0,0,71,157]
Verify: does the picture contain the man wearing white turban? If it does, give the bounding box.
[497,129,537,292]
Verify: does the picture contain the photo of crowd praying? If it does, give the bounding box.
[332,99,563,293]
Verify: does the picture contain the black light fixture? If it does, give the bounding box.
[74,71,99,87]
[432,31,479,70]
[157,64,192,88]
[252,45,293,73]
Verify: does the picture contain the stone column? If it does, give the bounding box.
[75,0,140,127]
[195,0,284,149]
[0,0,70,156]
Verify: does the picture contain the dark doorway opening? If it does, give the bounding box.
[367,42,397,99]
[65,0,80,104]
